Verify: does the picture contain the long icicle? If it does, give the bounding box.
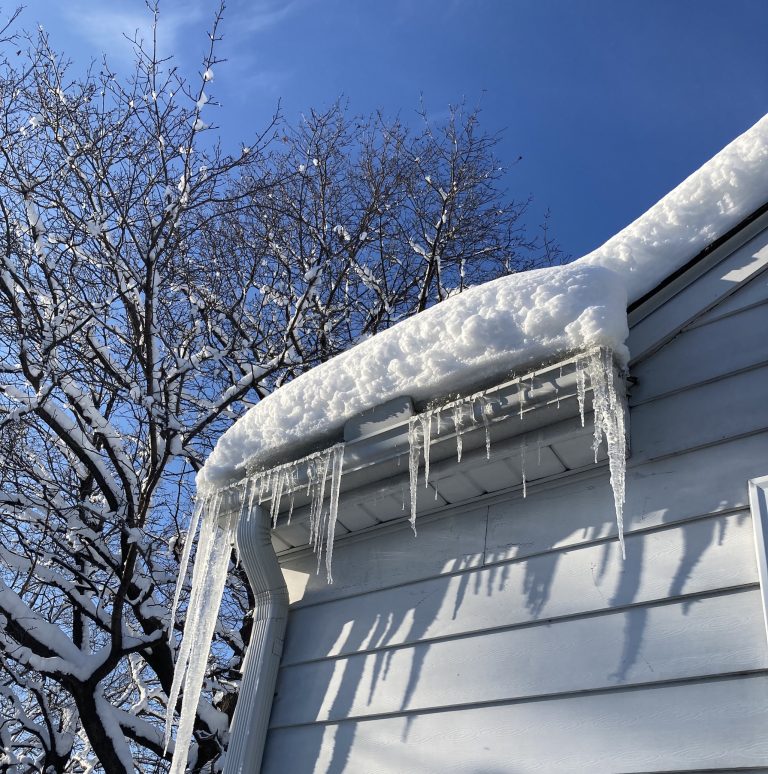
[575,355,587,427]
[586,347,627,558]
[407,416,422,534]
[166,490,238,773]
[324,444,345,582]
[480,395,492,459]
[312,451,333,574]
[452,404,466,463]
[419,412,433,488]
[168,492,205,643]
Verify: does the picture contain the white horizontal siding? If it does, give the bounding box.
[281,511,756,665]
[686,264,768,328]
[263,674,768,773]
[281,432,768,606]
[272,589,764,726]
[629,362,768,462]
[263,230,768,772]
[629,299,768,405]
[282,503,489,606]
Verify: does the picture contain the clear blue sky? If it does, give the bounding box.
[11,0,768,259]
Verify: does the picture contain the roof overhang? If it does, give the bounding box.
[265,348,627,554]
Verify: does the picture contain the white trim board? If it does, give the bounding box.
[749,474,768,647]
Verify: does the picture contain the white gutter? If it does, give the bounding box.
[223,504,289,774]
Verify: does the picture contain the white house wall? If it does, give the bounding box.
[261,227,768,773]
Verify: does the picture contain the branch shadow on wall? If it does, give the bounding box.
[261,468,729,772]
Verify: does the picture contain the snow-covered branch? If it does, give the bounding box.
[0,18,544,772]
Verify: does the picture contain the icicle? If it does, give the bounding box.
[311,452,332,572]
[407,417,421,533]
[243,479,254,524]
[166,492,238,774]
[232,490,244,569]
[257,472,268,503]
[520,442,527,498]
[243,443,347,577]
[303,461,312,497]
[452,404,466,462]
[518,381,525,420]
[168,493,206,641]
[287,491,296,523]
[575,356,587,427]
[306,463,317,540]
[584,348,627,558]
[269,469,286,528]
[419,412,433,487]
[324,444,345,582]
[480,395,492,459]
[171,442,366,773]
[286,467,298,523]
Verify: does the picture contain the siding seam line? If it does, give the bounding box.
[268,669,768,731]
[280,583,760,668]
[286,507,751,611]
[629,358,768,408]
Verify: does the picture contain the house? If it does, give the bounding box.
[170,114,768,773]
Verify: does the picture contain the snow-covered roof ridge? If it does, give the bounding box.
[579,113,768,301]
[197,112,768,491]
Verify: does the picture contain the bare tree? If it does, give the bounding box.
[0,7,552,773]
[231,101,544,367]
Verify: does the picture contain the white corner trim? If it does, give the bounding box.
[749,475,768,648]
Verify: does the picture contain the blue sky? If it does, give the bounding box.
[12,0,768,259]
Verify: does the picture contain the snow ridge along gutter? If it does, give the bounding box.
[198,112,768,491]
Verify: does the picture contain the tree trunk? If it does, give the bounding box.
[73,687,131,774]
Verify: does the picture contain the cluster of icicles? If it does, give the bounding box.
[163,445,346,771]
[407,348,626,550]
[164,347,627,770]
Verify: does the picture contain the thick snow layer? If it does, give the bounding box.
[198,263,629,489]
[199,114,768,489]
[580,113,768,301]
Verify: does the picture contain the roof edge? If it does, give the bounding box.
[628,200,768,314]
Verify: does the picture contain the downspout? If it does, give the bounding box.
[223,504,289,774]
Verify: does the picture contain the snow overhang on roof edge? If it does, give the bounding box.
[247,348,628,531]
[198,113,768,493]
[199,264,630,492]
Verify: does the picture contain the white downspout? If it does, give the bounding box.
[223,505,289,774]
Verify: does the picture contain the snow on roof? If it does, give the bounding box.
[199,263,629,489]
[198,113,768,491]
[580,113,768,300]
